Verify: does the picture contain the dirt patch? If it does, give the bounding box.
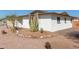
[0,28,78,49]
[17,29,54,39]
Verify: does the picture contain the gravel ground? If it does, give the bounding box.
[0,27,79,49]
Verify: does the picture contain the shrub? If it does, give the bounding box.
[40,28,44,33]
[45,42,52,49]
[10,28,16,32]
[1,30,7,34]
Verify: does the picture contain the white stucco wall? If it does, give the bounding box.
[15,18,29,28]
[38,15,52,31]
[15,20,22,28]
[51,16,72,32]
[22,18,29,28]
[38,15,72,32]
[15,15,72,32]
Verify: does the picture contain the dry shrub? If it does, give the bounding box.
[1,30,7,34]
[40,28,44,33]
[45,42,52,49]
[10,28,16,32]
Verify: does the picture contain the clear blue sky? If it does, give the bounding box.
[0,10,79,19]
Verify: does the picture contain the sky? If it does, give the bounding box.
[0,10,79,19]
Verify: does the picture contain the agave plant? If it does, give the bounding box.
[29,13,39,32]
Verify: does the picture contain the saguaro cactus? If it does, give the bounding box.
[29,13,39,32]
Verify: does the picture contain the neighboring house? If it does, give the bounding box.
[6,10,77,32]
[72,17,79,31]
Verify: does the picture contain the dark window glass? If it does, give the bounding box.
[71,18,73,23]
[64,18,66,23]
[57,17,60,24]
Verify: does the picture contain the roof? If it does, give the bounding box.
[61,12,69,16]
[30,10,47,14]
[15,10,77,20]
[28,10,70,16]
[3,10,78,20]
[26,10,73,18]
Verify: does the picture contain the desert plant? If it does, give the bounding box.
[6,15,16,31]
[45,42,52,49]
[7,15,16,27]
[29,14,39,32]
[1,30,7,34]
[40,28,44,33]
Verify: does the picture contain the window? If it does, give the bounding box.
[71,18,73,23]
[51,16,53,20]
[57,17,60,24]
[64,18,66,23]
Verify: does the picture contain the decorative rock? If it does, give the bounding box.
[18,34,23,37]
[47,35,52,38]
[16,30,19,34]
[28,35,32,38]
[40,36,44,39]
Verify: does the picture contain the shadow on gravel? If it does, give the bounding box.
[65,31,79,43]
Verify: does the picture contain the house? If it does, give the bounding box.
[6,10,77,32]
[72,17,79,31]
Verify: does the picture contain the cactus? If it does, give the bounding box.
[29,14,39,32]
